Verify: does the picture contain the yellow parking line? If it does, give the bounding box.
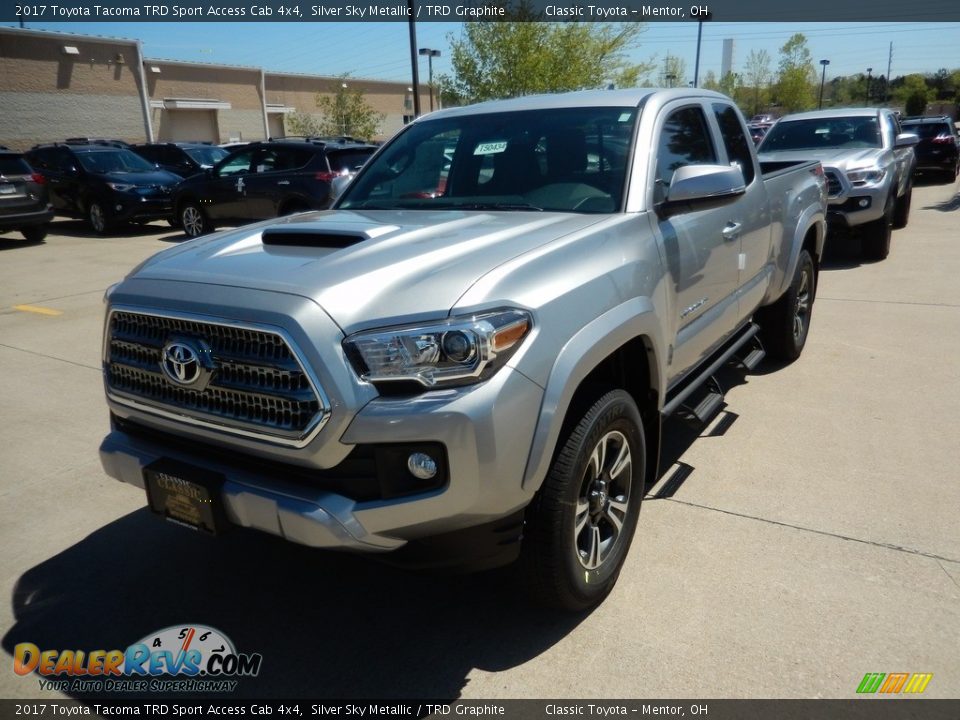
[12,304,63,316]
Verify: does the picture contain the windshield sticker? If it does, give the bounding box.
[474,141,508,156]
[618,112,633,123]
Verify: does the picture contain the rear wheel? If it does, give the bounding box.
[21,225,48,243]
[180,201,213,237]
[521,389,645,611]
[862,195,893,261]
[757,249,816,362]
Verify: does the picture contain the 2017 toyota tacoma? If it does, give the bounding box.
[100,89,827,610]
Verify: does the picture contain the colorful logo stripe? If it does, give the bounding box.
[857,672,932,694]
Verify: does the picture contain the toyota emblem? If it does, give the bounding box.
[160,340,203,386]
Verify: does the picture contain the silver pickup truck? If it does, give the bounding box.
[758,108,917,261]
[100,89,826,610]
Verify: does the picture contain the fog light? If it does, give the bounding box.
[858,199,870,208]
[407,452,438,480]
[115,204,123,211]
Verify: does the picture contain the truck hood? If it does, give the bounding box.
[130,209,606,332]
[758,147,888,172]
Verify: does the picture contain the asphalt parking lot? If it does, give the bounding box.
[1,177,958,701]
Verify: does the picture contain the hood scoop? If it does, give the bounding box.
[261,227,368,248]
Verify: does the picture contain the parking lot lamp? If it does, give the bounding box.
[418,48,441,112]
[818,59,830,109]
[865,68,873,105]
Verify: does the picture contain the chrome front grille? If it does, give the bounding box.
[824,170,843,198]
[105,309,328,446]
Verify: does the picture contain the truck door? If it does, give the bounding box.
[710,102,773,322]
[652,102,743,380]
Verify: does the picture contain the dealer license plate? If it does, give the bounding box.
[144,459,228,534]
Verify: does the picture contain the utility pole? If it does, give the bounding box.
[886,42,893,104]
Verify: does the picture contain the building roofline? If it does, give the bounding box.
[1,26,417,90]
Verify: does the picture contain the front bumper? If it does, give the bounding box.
[108,193,174,223]
[825,177,889,228]
[101,364,543,551]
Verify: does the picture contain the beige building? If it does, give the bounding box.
[0,27,427,150]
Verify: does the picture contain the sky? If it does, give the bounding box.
[7,21,960,87]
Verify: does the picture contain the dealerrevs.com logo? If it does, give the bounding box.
[14,624,263,693]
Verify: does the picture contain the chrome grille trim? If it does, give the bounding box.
[103,306,331,448]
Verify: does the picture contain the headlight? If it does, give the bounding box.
[846,167,886,186]
[344,309,532,389]
[107,182,136,192]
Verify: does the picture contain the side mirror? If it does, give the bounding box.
[895,132,919,148]
[657,164,746,218]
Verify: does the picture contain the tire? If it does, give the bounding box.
[521,389,645,611]
[88,202,110,235]
[757,249,816,362]
[21,225,48,243]
[180,201,213,238]
[892,182,912,230]
[861,195,893,261]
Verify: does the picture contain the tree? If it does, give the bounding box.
[742,49,772,116]
[660,54,687,87]
[775,34,816,112]
[311,79,385,140]
[448,19,654,101]
[285,112,323,137]
[893,74,932,116]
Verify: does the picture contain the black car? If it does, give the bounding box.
[0,149,54,242]
[900,116,960,181]
[132,142,229,179]
[26,143,182,234]
[173,138,377,237]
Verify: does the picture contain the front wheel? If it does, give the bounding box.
[88,202,110,235]
[892,183,912,230]
[180,201,213,238]
[861,196,893,261]
[521,389,645,611]
[757,249,816,362]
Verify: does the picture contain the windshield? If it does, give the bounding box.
[759,116,881,151]
[338,106,637,214]
[77,149,156,174]
[184,146,229,167]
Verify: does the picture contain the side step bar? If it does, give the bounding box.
[663,323,762,418]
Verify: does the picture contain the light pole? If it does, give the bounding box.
[693,12,713,88]
[666,73,677,88]
[818,59,830,110]
[419,48,441,112]
[407,6,421,118]
[865,67,873,105]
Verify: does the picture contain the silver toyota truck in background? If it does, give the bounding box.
[100,89,827,610]
[758,107,917,261]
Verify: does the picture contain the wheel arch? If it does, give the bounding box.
[521,298,665,495]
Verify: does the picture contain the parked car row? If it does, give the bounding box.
[1,136,378,239]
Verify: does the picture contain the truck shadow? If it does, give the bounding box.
[2,509,586,701]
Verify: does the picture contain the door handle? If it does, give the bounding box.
[722,222,742,241]
[277,180,290,185]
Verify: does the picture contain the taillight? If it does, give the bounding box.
[31,172,46,184]
[315,171,341,182]
[932,133,956,145]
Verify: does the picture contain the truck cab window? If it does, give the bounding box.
[654,106,717,203]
